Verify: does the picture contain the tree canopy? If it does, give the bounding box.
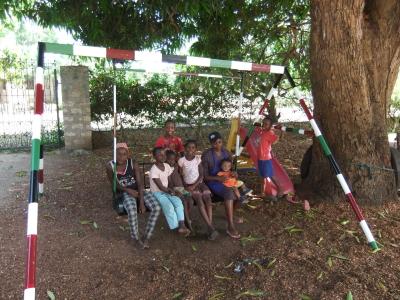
[19,0,310,88]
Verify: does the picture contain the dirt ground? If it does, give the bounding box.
[0,133,399,299]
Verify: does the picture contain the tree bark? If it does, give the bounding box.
[304,0,400,203]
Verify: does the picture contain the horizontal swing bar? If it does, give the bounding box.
[42,42,285,74]
[114,67,241,80]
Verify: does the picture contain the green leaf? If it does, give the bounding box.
[377,281,388,293]
[162,265,170,273]
[214,275,232,280]
[284,225,295,230]
[266,258,276,269]
[378,211,386,219]
[330,254,349,261]
[340,219,349,225]
[15,170,27,177]
[240,235,264,246]
[208,292,225,300]
[224,262,234,268]
[191,244,197,252]
[317,272,324,280]
[299,294,312,300]
[92,222,99,229]
[346,291,353,300]
[253,261,264,272]
[289,228,303,234]
[317,237,323,245]
[172,292,183,299]
[47,290,56,300]
[327,257,333,268]
[235,289,265,299]
[79,220,92,225]
[246,203,257,209]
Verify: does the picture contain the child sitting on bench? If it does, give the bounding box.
[106,143,161,249]
[149,147,190,236]
[165,149,193,232]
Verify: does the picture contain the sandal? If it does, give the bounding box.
[178,227,191,237]
[141,239,150,249]
[208,230,219,241]
[235,217,245,224]
[286,195,301,204]
[226,230,241,239]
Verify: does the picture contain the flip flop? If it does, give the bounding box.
[235,217,245,224]
[226,230,241,239]
[208,230,219,241]
[178,228,191,237]
[141,240,150,249]
[286,195,301,204]
[303,200,310,211]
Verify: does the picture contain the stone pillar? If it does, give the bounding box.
[60,66,92,151]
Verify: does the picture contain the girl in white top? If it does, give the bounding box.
[178,140,218,240]
[150,147,190,235]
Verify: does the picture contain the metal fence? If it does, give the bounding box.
[0,61,63,150]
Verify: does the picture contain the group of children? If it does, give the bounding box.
[107,117,280,249]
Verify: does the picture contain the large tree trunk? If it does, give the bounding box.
[304,0,400,203]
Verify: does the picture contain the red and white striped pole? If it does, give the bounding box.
[24,42,45,300]
[38,144,44,195]
[296,91,378,250]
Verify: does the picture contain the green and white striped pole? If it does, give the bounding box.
[295,91,378,250]
[274,124,314,137]
[43,42,285,74]
[24,42,45,300]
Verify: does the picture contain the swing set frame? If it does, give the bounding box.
[24,41,378,300]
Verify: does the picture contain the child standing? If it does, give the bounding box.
[149,147,190,235]
[155,119,184,156]
[178,140,219,240]
[258,116,280,196]
[106,143,161,249]
[165,150,193,232]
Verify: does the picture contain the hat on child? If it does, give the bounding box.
[208,131,222,143]
[116,142,129,151]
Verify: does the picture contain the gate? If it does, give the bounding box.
[0,60,63,150]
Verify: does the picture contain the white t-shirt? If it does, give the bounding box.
[178,155,201,185]
[149,163,173,192]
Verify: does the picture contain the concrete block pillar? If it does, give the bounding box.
[60,66,92,151]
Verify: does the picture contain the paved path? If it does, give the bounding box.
[0,152,30,207]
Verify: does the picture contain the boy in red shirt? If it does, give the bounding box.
[155,119,184,156]
[258,116,280,196]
